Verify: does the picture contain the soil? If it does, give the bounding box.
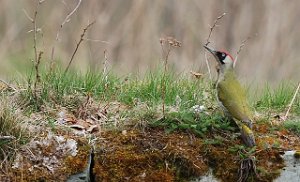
[3,122,300,182]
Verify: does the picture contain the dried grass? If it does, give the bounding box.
[0,98,29,174]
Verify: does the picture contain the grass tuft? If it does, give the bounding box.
[283,120,300,135]
[21,68,211,111]
[255,83,299,113]
[0,98,29,160]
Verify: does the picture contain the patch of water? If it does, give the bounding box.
[274,151,300,182]
[190,168,219,182]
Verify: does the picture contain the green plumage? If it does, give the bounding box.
[217,68,255,147]
[203,45,255,147]
[217,69,253,124]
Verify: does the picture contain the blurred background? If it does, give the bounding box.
[0,0,299,85]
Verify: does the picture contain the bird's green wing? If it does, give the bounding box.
[217,71,253,122]
[217,71,255,147]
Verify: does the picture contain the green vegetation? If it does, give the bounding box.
[22,68,211,111]
[151,111,235,136]
[1,1,299,181]
[255,83,300,113]
[5,68,300,141]
[1,68,300,181]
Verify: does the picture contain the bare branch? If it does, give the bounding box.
[51,0,82,68]
[203,13,226,81]
[27,0,45,101]
[33,5,38,64]
[233,36,252,67]
[64,21,95,74]
[56,0,82,42]
[35,51,43,84]
[205,13,226,46]
[283,82,300,121]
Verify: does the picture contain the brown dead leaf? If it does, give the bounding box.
[190,71,203,79]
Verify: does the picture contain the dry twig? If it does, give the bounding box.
[283,82,300,121]
[34,51,43,89]
[205,13,226,46]
[234,36,252,67]
[51,0,82,69]
[24,0,45,100]
[204,13,226,80]
[32,3,39,69]
[64,21,95,74]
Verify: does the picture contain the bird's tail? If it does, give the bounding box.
[236,121,256,147]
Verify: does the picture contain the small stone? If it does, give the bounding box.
[294,150,300,159]
[191,105,205,113]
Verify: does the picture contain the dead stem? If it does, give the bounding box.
[283,82,300,121]
[205,13,226,46]
[51,0,82,70]
[25,0,45,101]
[159,37,181,117]
[103,49,109,83]
[234,36,253,67]
[64,21,95,74]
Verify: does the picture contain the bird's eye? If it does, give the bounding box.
[222,53,226,57]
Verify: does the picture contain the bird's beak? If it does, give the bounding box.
[203,45,220,63]
[203,45,217,56]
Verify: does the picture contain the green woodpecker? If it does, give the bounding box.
[204,45,256,147]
